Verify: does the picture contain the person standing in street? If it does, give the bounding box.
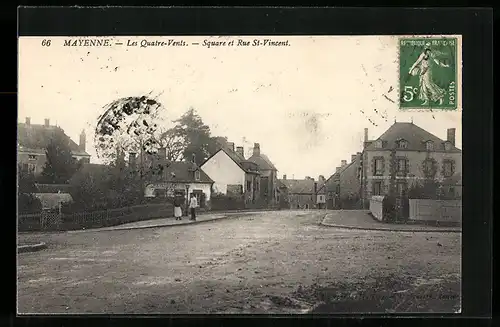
[189,193,198,221]
[173,195,183,221]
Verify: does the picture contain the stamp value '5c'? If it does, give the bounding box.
[399,37,458,110]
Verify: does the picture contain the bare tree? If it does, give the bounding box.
[157,128,185,161]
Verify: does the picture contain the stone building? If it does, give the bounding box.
[360,122,462,207]
[17,117,90,176]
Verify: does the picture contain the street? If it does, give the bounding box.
[17,210,461,314]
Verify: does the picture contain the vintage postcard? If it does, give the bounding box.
[17,35,462,314]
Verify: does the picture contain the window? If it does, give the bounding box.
[194,170,200,181]
[426,141,434,151]
[423,159,436,178]
[246,181,252,191]
[374,158,384,175]
[27,163,36,174]
[373,181,382,196]
[397,140,408,149]
[397,182,408,196]
[448,187,455,197]
[444,142,452,151]
[28,155,37,161]
[375,140,383,149]
[397,159,407,173]
[443,160,454,177]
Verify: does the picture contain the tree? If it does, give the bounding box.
[172,108,219,165]
[41,128,82,184]
[157,128,185,161]
[17,166,42,213]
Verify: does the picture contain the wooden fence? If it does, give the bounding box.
[18,203,174,232]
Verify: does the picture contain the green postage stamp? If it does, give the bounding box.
[399,37,458,110]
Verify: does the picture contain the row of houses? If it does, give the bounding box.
[17,117,281,210]
[18,117,461,212]
[317,122,463,209]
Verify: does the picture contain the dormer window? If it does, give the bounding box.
[397,139,408,149]
[374,140,383,149]
[425,141,434,151]
[194,170,200,181]
[444,141,452,151]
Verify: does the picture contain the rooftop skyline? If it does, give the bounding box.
[18,35,462,179]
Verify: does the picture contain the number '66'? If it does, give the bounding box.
[41,39,51,47]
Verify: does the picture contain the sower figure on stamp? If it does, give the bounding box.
[173,195,183,221]
[189,193,198,221]
[409,42,450,106]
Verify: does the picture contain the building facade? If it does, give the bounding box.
[141,149,214,208]
[247,143,279,206]
[278,175,325,209]
[360,123,462,207]
[17,117,90,176]
[320,154,362,209]
[200,142,261,204]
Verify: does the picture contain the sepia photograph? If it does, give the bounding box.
[17,35,462,314]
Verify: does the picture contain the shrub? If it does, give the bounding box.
[18,193,43,214]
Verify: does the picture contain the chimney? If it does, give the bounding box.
[341,160,347,167]
[447,128,456,146]
[236,146,244,157]
[192,153,196,164]
[44,118,50,127]
[253,143,260,156]
[314,182,318,195]
[129,152,137,168]
[336,167,341,174]
[319,175,325,183]
[283,174,287,180]
[364,128,368,142]
[227,142,235,152]
[79,130,86,151]
[351,154,357,162]
[25,117,31,125]
[158,147,166,160]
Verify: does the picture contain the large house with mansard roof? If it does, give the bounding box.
[17,117,90,176]
[360,122,462,208]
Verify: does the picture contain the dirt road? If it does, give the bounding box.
[17,210,461,314]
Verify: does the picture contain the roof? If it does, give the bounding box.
[152,161,214,184]
[279,179,316,194]
[34,193,73,209]
[364,122,461,152]
[317,160,356,193]
[247,153,277,171]
[35,183,73,193]
[17,122,89,156]
[201,148,259,174]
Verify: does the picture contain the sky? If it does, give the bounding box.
[18,35,462,179]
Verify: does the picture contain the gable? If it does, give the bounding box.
[201,149,246,173]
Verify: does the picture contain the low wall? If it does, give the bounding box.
[18,203,174,232]
[409,199,462,224]
[369,196,384,221]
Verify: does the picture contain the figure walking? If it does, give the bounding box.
[173,195,183,221]
[189,193,198,221]
[409,43,450,105]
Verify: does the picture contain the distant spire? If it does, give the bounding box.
[411,117,413,123]
[394,117,397,124]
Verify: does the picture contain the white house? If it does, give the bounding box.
[200,142,260,202]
